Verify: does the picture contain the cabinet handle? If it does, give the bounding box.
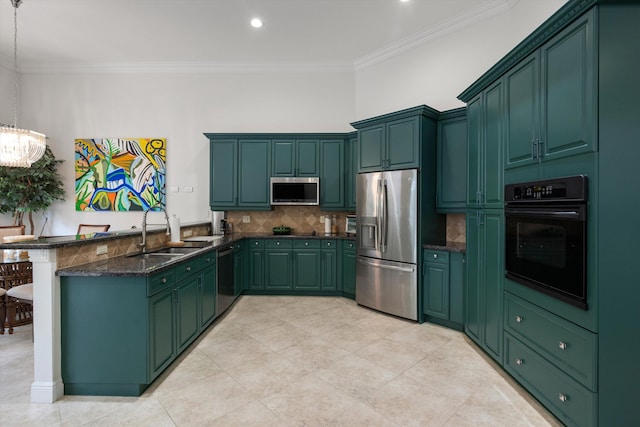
[516,358,524,366]
[433,254,438,259]
[558,393,568,403]
[206,257,211,262]
[537,139,543,160]
[515,315,523,323]
[161,278,167,284]
[276,242,280,246]
[327,242,331,246]
[559,341,567,350]
[532,139,538,160]
[186,266,191,272]
[305,242,309,246]
[255,241,259,245]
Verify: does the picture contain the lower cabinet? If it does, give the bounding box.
[342,240,356,298]
[265,239,293,290]
[293,240,321,290]
[465,209,504,363]
[320,240,338,290]
[233,240,245,297]
[421,249,464,330]
[61,251,216,396]
[247,239,265,290]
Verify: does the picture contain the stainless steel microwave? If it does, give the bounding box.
[270,177,319,205]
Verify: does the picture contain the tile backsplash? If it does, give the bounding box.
[227,207,353,235]
[446,213,466,243]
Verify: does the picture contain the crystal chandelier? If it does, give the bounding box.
[0,0,46,167]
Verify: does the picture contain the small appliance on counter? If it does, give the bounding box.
[345,215,356,235]
[211,211,226,235]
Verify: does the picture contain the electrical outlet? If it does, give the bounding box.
[96,245,108,255]
[242,215,250,223]
[320,216,324,223]
[183,229,193,237]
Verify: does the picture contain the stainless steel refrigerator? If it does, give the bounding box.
[356,168,418,320]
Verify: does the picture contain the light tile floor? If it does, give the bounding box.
[0,296,561,426]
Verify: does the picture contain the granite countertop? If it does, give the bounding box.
[422,241,466,253]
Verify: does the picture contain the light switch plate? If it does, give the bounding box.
[242,215,250,223]
[183,230,193,237]
[96,245,108,255]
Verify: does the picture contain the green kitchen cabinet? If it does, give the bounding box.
[346,133,358,210]
[174,274,200,354]
[351,106,438,173]
[423,249,450,320]
[265,239,293,290]
[436,109,467,212]
[421,249,464,330]
[504,10,596,171]
[272,139,319,177]
[465,210,504,364]
[233,240,245,297]
[320,139,345,210]
[207,137,271,210]
[148,283,176,381]
[341,240,356,299]
[467,79,504,209]
[321,239,338,291]
[199,253,217,329]
[248,239,265,290]
[292,240,321,290]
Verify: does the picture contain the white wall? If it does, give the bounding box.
[353,0,567,119]
[14,70,355,236]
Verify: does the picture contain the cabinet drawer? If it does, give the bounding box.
[265,239,293,249]
[505,293,597,390]
[249,239,264,249]
[175,257,205,282]
[343,240,356,251]
[293,239,321,249]
[423,249,449,264]
[148,269,175,296]
[322,239,337,249]
[505,334,597,427]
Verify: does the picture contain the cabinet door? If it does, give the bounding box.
[272,140,295,176]
[297,140,319,176]
[540,10,596,162]
[449,252,465,326]
[175,276,200,353]
[483,80,505,208]
[265,250,292,290]
[466,96,482,207]
[210,139,237,208]
[423,261,449,320]
[482,211,504,363]
[320,139,345,209]
[505,52,540,169]
[342,241,356,297]
[200,256,216,328]
[238,140,271,208]
[358,125,384,172]
[465,211,482,345]
[321,243,338,291]
[249,245,264,290]
[149,287,175,379]
[346,135,358,210]
[293,250,321,290]
[233,242,244,297]
[437,116,467,212]
[387,116,419,170]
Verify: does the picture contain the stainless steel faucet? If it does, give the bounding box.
[139,207,171,253]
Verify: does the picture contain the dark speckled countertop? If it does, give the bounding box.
[422,241,466,253]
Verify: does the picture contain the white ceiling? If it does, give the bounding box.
[0,0,553,73]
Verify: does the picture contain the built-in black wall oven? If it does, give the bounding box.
[504,175,588,310]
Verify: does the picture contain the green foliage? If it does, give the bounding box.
[0,146,65,233]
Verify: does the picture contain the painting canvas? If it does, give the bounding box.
[75,138,166,211]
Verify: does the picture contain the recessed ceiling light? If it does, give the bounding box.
[400,0,410,3]
[250,18,263,28]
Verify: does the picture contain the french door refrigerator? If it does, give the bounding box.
[356,168,418,320]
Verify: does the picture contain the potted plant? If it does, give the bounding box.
[0,146,65,235]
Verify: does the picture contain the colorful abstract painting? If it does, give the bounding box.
[75,138,166,211]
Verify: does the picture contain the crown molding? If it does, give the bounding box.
[353,0,520,71]
[16,61,355,75]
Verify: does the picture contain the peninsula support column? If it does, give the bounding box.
[29,248,64,403]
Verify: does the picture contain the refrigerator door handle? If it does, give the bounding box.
[358,258,415,273]
[381,178,388,253]
[376,178,383,251]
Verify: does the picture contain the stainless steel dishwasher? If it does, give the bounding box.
[216,243,235,316]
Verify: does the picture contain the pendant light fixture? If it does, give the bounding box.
[0,0,46,167]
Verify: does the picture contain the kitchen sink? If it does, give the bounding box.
[127,246,202,259]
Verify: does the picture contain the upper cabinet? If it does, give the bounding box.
[272,139,319,177]
[319,139,345,210]
[351,105,439,173]
[436,109,467,213]
[505,10,596,170]
[206,136,271,211]
[345,133,358,211]
[467,79,505,209]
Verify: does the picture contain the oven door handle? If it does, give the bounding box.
[505,208,583,219]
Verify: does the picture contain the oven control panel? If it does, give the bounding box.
[505,175,588,203]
